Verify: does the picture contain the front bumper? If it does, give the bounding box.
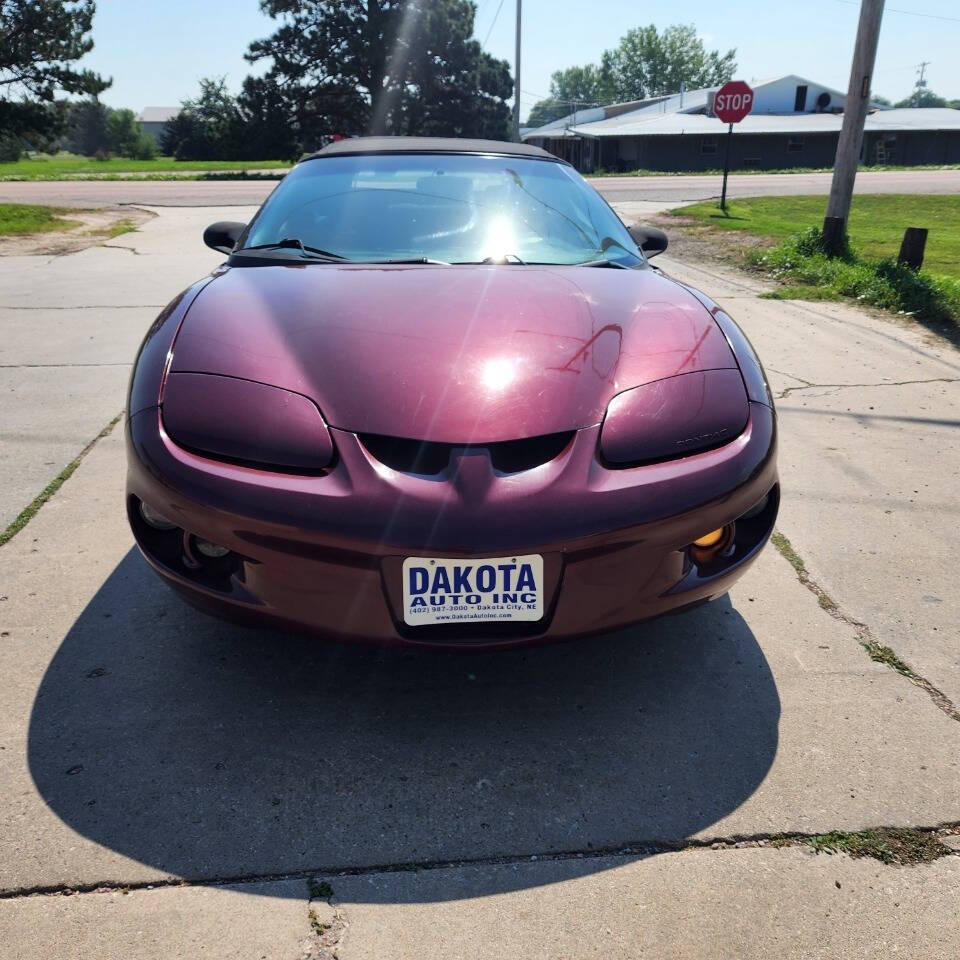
[126,402,778,649]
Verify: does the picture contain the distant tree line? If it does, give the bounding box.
[1,0,514,162]
[892,90,960,110]
[526,24,737,128]
[4,2,958,164]
[0,0,109,159]
[61,100,156,159]
[164,0,514,161]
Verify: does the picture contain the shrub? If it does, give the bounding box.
[107,109,141,157]
[131,134,156,160]
[0,133,23,162]
[749,230,960,325]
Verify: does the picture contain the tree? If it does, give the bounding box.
[895,88,947,109]
[245,0,513,144]
[70,96,109,155]
[161,77,243,160]
[0,0,110,153]
[603,24,735,102]
[526,64,614,126]
[525,23,735,128]
[236,75,302,160]
[107,108,139,156]
[162,76,301,161]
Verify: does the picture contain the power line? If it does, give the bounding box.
[834,0,960,24]
[482,0,506,47]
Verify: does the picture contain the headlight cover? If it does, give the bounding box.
[162,372,334,471]
[600,369,749,466]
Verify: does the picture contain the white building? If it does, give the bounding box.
[523,75,960,172]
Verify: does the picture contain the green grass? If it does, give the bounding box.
[770,531,837,612]
[0,202,81,236]
[753,229,960,325]
[673,195,960,278]
[590,163,960,178]
[0,414,122,548]
[0,152,292,180]
[670,195,960,325]
[861,639,915,677]
[91,217,140,240]
[803,828,951,865]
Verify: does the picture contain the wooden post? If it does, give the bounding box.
[823,0,885,254]
[822,217,847,256]
[897,227,928,270]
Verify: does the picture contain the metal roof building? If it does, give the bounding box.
[138,107,181,144]
[523,75,960,172]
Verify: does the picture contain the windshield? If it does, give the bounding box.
[241,153,643,266]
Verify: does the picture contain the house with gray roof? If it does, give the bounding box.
[522,75,960,172]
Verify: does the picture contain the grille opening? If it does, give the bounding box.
[359,431,574,475]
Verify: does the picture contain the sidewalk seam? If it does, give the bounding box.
[2,823,957,901]
[771,529,960,722]
[0,411,123,548]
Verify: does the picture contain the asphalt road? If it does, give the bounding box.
[1,208,959,959]
[2,167,959,208]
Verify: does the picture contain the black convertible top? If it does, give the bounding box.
[308,136,561,162]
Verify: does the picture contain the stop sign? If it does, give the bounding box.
[713,80,754,124]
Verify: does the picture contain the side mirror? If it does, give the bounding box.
[629,224,668,259]
[203,221,246,254]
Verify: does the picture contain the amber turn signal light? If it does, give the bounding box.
[692,528,725,548]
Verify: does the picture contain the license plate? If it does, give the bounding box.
[402,554,544,626]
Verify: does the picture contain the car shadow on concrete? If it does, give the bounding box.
[28,548,779,902]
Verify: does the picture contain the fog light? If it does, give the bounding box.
[194,538,230,559]
[139,501,178,531]
[693,528,725,548]
[690,523,735,563]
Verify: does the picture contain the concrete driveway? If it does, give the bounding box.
[0,206,958,959]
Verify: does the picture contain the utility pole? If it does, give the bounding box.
[823,0,885,254]
[512,0,522,142]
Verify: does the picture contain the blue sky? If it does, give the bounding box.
[81,0,960,118]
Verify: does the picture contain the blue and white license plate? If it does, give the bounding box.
[402,554,544,626]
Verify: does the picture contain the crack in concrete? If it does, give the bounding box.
[3,823,958,901]
[776,377,959,400]
[98,243,143,255]
[765,366,810,387]
[771,530,960,722]
[0,411,123,548]
[303,880,347,960]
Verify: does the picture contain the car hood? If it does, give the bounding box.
[169,263,737,444]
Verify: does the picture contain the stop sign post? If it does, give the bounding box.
[713,80,754,210]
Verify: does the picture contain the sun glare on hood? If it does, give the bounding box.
[481,357,517,392]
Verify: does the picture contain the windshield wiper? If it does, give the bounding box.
[238,237,350,261]
[579,256,631,269]
[479,253,527,264]
[366,257,450,265]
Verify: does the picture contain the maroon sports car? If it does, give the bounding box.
[126,137,777,648]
